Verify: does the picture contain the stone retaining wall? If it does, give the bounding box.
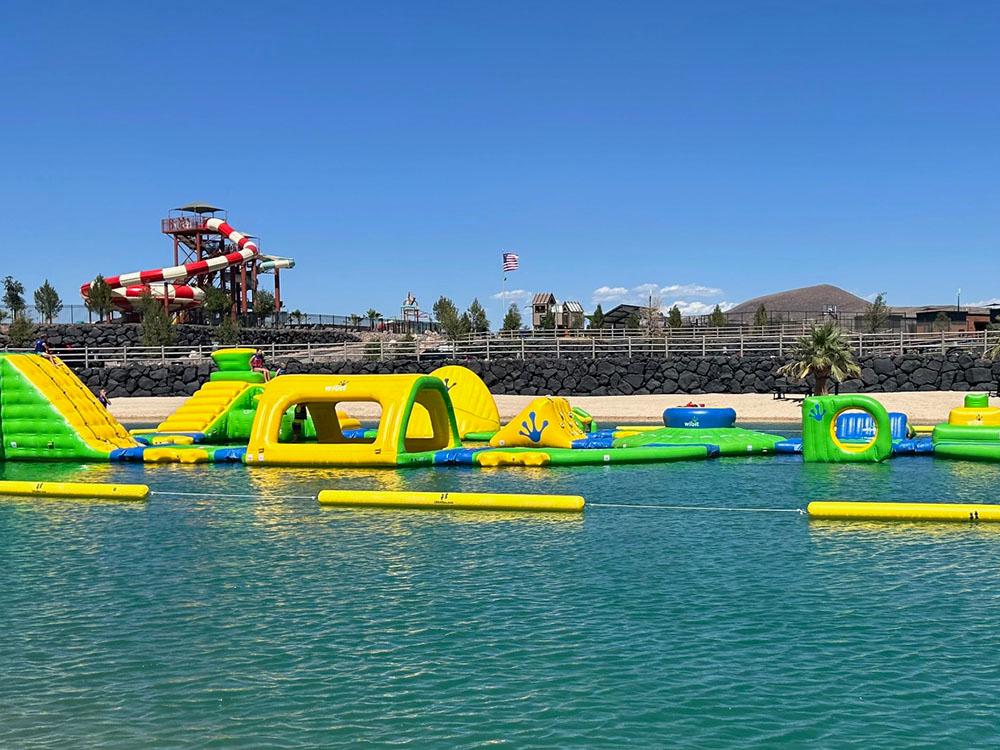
[73,353,1000,398]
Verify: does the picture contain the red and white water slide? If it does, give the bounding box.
[80,219,259,311]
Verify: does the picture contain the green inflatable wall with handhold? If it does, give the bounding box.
[801,394,893,463]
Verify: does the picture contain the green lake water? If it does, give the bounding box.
[3,424,1000,748]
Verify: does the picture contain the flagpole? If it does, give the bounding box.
[500,249,506,333]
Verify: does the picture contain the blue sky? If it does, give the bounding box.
[2,1,998,322]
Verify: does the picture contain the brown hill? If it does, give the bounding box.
[729,284,870,315]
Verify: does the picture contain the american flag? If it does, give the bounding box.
[502,252,519,272]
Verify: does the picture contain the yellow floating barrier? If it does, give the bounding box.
[317,489,584,513]
[808,501,1000,523]
[0,480,149,501]
[911,425,934,435]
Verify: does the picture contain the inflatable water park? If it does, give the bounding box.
[4,347,1000,474]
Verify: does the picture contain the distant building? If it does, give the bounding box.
[909,306,992,332]
[531,292,557,328]
[555,300,585,329]
[602,304,645,329]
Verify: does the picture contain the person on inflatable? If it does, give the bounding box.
[33,335,55,363]
[250,349,271,382]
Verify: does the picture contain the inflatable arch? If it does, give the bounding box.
[245,374,460,467]
[801,394,893,463]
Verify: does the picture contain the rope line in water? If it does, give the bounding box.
[151,490,316,501]
[151,490,805,515]
[588,502,805,514]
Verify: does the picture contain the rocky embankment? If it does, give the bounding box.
[69,353,1000,398]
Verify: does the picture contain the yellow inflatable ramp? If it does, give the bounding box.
[808,501,1000,523]
[0,480,149,501]
[156,380,253,434]
[406,365,501,439]
[4,354,135,455]
[490,396,587,449]
[317,489,585,513]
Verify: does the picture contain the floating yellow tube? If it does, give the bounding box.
[911,425,934,435]
[0,480,149,501]
[808,501,1000,523]
[317,489,585,513]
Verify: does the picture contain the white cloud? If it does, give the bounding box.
[971,298,1000,307]
[592,285,630,303]
[665,300,736,316]
[591,281,727,309]
[660,284,721,298]
[492,289,531,301]
[633,282,661,299]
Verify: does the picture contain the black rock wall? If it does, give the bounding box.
[72,353,1000,398]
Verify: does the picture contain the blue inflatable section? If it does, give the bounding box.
[572,431,616,450]
[663,407,736,429]
[433,447,487,465]
[774,435,934,456]
[835,411,909,441]
[892,437,934,455]
[774,438,803,454]
[214,447,248,463]
[110,446,148,462]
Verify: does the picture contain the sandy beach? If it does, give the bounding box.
[110,390,987,427]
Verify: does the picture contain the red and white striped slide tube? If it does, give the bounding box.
[80,219,260,311]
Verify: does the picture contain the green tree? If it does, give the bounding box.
[708,304,727,327]
[254,290,275,325]
[588,304,604,329]
[33,280,63,324]
[778,322,861,395]
[3,276,26,320]
[539,310,556,330]
[289,309,304,325]
[624,311,641,329]
[753,303,769,328]
[466,298,490,333]
[348,313,362,329]
[433,296,470,340]
[863,292,890,333]
[213,316,240,345]
[933,311,951,332]
[7,316,36,347]
[0,307,8,325]
[203,286,232,322]
[667,305,683,329]
[502,303,522,331]
[138,292,176,347]
[366,308,381,330]
[86,275,115,322]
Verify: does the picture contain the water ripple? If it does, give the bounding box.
[2,456,1000,747]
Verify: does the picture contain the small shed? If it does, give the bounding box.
[531,292,557,328]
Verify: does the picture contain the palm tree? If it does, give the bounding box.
[778,322,860,395]
[987,326,1000,360]
[366,308,381,330]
